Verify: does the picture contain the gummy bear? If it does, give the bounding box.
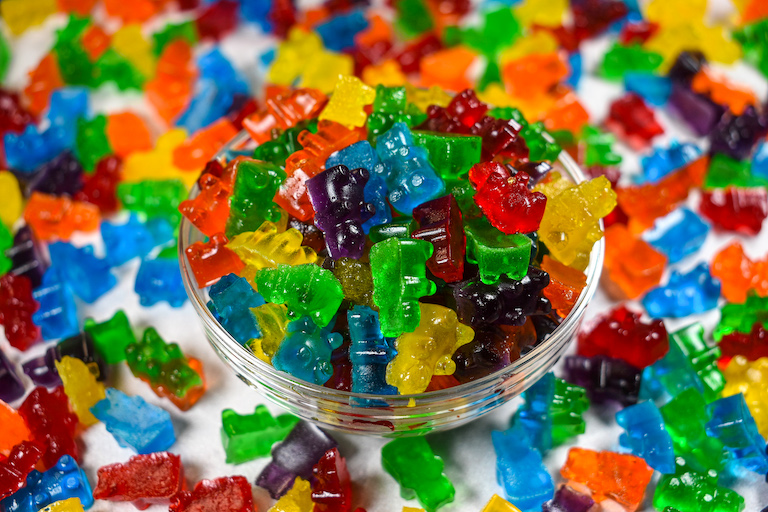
[0,455,93,512]
[563,354,642,406]
[464,217,532,284]
[272,316,343,385]
[0,274,41,351]
[207,273,265,346]
[319,75,376,128]
[312,448,352,512]
[225,158,288,238]
[493,423,554,511]
[221,405,299,464]
[248,303,291,363]
[347,306,398,397]
[93,452,184,510]
[135,257,188,308]
[0,441,44,501]
[411,195,466,283]
[55,356,105,427]
[179,173,232,237]
[48,242,116,303]
[32,268,78,341]
[605,93,664,150]
[705,393,768,473]
[540,255,586,316]
[699,187,768,236]
[642,207,709,263]
[642,263,722,318]
[24,192,100,242]
[170,476,254,512]
[185,233,245,288]
[615,400,675,474]
[18,387,79,470]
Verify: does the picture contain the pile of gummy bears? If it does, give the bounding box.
[2,0,768,511]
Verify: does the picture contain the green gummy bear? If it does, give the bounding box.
[464,217,532,284]
[368,85,425,142]
[653,455,743,512]
[225,159,286,239]
[521,121,562,162]
[412,131,482,180]
[84,310,137,364]
[0,30,9,83]
[367,218,417,244]
[456,6,521,58]
[443,178,481,219]
[75,115,112,172]
[125,327,203,398]
[477,60,502,92]
[252,122,315,167]
[153,21,199,57]
[382,437,455,512]
[669,324,724,401]
[600,43,663,81]
[117,179,187,225]
[254,264,343,328]
[330,258,374,308]
[92,48,146,90]
[54,39,94,86]
[580,125,622,167]
[370,238,436,337]
[220,405,299,464]
[394,0,434,39]
[714,293,768,341]
[0,222,12,275]
[551,377,589,446]
[734,19,768,79]
[705,153,767,189]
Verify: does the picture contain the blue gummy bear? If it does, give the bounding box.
[47,87,90,125]
[642,263,721,318]
[512,372,555,454]
[752,141,768,181]
[101,215,169,266]
[135,257,188,308]
[624,72,672,107]
[32,268,79,341]
[207,273,265,345]
[375,122,445,214]
[705,393,768,474]
[492,423,554,512]
[565,52,582,89]
[272,316,343,386]
[241,0,272,30]
[326,141,394,233]
[615,400,676,474]
[642,207,709,263]
[0,455,94,512]
[315,9,369,52]
[639,140,702,183]
[3,125,68,173]
[347,306,398,398]
[91,388,176,454]
[48,242,116,303]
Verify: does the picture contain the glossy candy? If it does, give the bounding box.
[185,232,245,288]
[493,424,554,512]
[117,180,187,226]
[0,274,41,350]
[699,187,768,235]
[23,193,99,242]
[564,355,643,406]
[603,223,666,300]
[715,294,768,341]
[540,256,586,316]
[541,486,594,512]
[605,93,664,149]
[348,306,398,397]
[642,263,722,318]
[464,218,532,284]
[640,141,702,183]
[669,324,725,401]
[135,257,188,308]
[0,441,44,501]
[653,455,744,512]
[0,349,24,403]
[705,393,768,473]
[0,455,93,512]
[616,400,675,474]
[93,452,184,510]
[411,195,466,283]
[75,155,123,214]
[722,356,768,439]
[207,273,265,346]
[710,105,768,161]
[221,405,299,464]
[170,476,254,512]
[32,269,79,341]
[48,242,116,303]
[642,207,709,263]
[18,387,78,470]
[248,303,290,363]
[55,356,105,427]
[179,173,232,237]
[319,75,375,128]
[272,316,344,385]
[101,216,169,267]
[312,448,352,512]
[83,310,136,365]
[22,331,108,388]
[327,258,375,308]
[243,88,327,144]
[382,437,455,512]
[412,131,482,180]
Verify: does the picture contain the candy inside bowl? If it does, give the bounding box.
[178,90,608,436]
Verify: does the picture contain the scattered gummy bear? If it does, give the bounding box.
[55,356,106,427]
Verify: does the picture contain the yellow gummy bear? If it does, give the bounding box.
[227,221,318,283]
[268,477,313,512]
[111,24,156,79]
[300,51,354,94]
[268,28,325,86]
[403,508,426,512]
[723,356,768,439]
[55,356,106,427]
[37,498,86,512]
[0,171,23,228]
[535,174,617,271]
[645,22,742,70]
[515,0,567,27]
[248,303,290,363]
[319,75,376,128]
[500,32,560,66]
[481,495,522,512]
[0,0,58,36]
[386,303,474,395]
[405,84,452,112]
[362,60,407,87]
[645,0,707,26]
[122,129,197,188]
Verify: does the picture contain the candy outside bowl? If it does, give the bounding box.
[179,129,605,436]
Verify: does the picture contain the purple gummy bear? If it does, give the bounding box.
[542,485,595,512]
[306,165,374,259]
[563,354,641,406]
[709,105,768,160]
[22,151,84,196]
[667,83,725,137]
[667,50,707,86]
[22,331,108,387]
[453,267,551,327]
[7,225,48,288]
[514,161,552,188]
[0,348,25,402]
[452,324,527,383]
[255,421,337,499]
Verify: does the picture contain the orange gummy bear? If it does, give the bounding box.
[540,255,587,315]
[146,40,196,124]
[616,156,708,234]
[560,448,653,512]
[0,401,31,455]
[24,53,64,116]
[81,25,111,61]
[24,192,100,242]
[542,90,590,133]
[355,14,392,49]
[143,358,206,411]
[172,119,238,171]
[179,173,232,237]
[242,88,328,145]
[185,232,245,289]
[502,52,568,99]
[602,223,667,300]
[106,112,153,158]
[691,69,757,115]
[103,0,157,23]
[712,241,768,303]
[419,46,477,92]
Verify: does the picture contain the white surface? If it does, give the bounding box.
[2,5,768,512]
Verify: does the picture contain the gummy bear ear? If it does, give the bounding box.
[435,356,456,376]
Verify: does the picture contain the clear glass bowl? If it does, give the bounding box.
[178,130,605,436]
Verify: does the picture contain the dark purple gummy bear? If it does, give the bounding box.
[709,105,768,160]
[0,348,25,402]
[453,266,551,327]
[306,165,373,260]
[22,331,108,387]
[452,324,522,383]
[668,83,725,137]
[542,485,595,512]
[7,225,48,288]
[515,161,552,188]
[22,151,84,196]
[667,50,707,86]
[563,354,641,406]
[255,421,337,499]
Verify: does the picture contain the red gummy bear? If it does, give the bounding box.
[0,274,41,351]
[472,116,529,162]
[312,448,352,512]
[185,232,245,288]
[75,155,123,214]
[170,476,254,512]
[420,89,489,134]
[719,322,768,366]
[93,452,185,510]
[269,0,298,38]
[605,93,664,150]
[412,194,466,283]
[577,305,669,369]
[18,387,79,470]
[469,162,547,234]
[179,173,232,237]
[196,0,239,41]
[699,186,768,236]
[395,33,443,74]
[0,440,44,500]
